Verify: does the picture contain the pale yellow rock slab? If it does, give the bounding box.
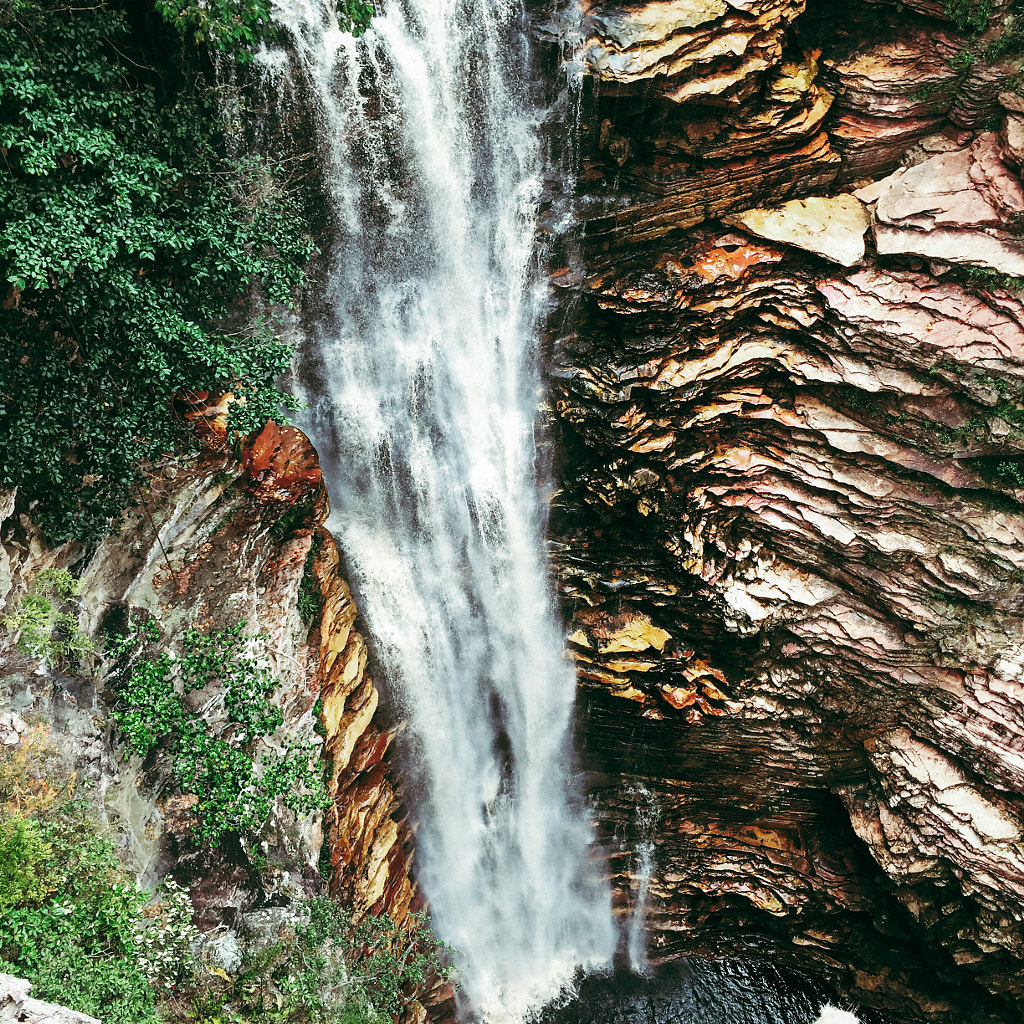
[596,614,671,653]
[725,195,870,266]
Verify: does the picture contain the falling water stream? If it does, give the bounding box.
[262,1,614,1019]
[625,784,660,977]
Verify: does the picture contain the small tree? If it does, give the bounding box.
[2,568,94,669]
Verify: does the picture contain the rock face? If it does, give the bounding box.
[723,193,870,265]
[552,0,1024,1021]
[871,133,1024,275]
[0,421,417,947]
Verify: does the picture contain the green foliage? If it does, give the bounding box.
[987,13,1024,61]
[0,813,52,910]
[268,500,316,540]
[0,735,456,1024]
[2,568,95,667]
[0,797,160,1024]
[155,0,374,55]
[297,535,322,629]
[133,879,200,991]
[996,460,1024,487]
[112,620,327,846]
[950,264,1024,293]
[945,0,991,34]
[198,897,455,1024]
[0,0,314,542]
[949,49,977,72]
[298,584,321,630]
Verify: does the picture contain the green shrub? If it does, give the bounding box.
[2,568,94,668]
[208,897,455,1024]
[0,813,53,910]
[0,800,160,1024]
[133,879,200,992]
[155,0,375,54]
[945,0,991,34]
[0,0,314,542]
[112,621,328,847]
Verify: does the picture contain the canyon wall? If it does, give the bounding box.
[550,1,1024,1021]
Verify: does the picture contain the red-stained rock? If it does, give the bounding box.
[179,390,235,447]
[311,528,420,927]
[560,3,1024,1021]
[691,239,786,281]
[582,131,839,254]
[821,29,959,181]
[242,420,325,508]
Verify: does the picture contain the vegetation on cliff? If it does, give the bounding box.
[0,0,317,543]
[156,0,374,52]
[111,619,327,848]
[0,728,453,1024]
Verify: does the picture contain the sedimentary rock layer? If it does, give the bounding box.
[554,221,1024,1019]
[552,15,1024,1005]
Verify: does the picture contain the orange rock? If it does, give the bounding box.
[242,420,324,503]
[692,242,785,283]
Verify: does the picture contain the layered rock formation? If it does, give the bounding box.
[551,0,1024,1021]
[0,420,417,948]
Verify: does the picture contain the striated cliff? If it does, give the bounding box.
[550,0,1024,1021]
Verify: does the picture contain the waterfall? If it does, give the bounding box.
[261,1,614,1019]
[625,784,659,976]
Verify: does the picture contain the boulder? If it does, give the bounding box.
[0,975,100,1024]
[723,194,870,265]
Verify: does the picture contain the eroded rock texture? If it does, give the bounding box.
[0,974,99,1024]
[553,0,1024,1021]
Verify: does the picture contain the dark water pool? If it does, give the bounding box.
[536,960,894,1024]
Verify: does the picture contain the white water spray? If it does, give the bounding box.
[813,1007,861,1024]
[625,783,659,976]
[263,2,614,1019]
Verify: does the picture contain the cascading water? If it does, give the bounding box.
[261,1,614,1019]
